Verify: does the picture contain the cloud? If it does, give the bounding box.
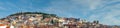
[101,10,120,25]
[88,0,120,25]
[44,0,120,25]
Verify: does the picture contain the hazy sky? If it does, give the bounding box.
[0,0,120,25]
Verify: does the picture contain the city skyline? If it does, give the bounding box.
[0,0,120,25]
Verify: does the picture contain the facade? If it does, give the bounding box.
[0,12,119,28]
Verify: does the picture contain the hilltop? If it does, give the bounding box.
[0,12,119,28]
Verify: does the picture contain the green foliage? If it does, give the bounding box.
[9,12,57,19]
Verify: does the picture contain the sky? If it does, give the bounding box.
[0,0,120,25]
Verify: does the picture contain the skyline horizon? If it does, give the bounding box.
[0,12,120,25]
[0,0,120,25]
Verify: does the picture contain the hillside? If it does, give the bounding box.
[0,12,119,28]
